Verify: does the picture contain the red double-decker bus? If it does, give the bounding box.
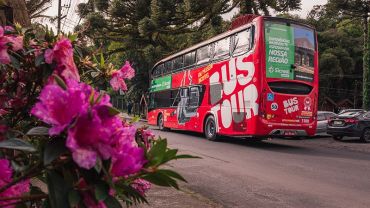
[147,15,318,140]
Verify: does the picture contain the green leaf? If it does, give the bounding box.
[157,169,187,182]
[26,126,49,136]
[94,157,102,174]
[94,181,110,201]
[35,54,45,67]
[100,53,105,67]
[88,89,95,105]
[68,190,81,207]
[10,54,20,69]
[132,116,140,122]
[162,149,178,163]
[44,138,68,166]
[147,139,167,166]
[68,34,78,42]
[0,138,36,152]
[46,170,70,208]
[103,196,122,208]
[53,74,67,90]
[108,106,121,116]
[142,171,179,189]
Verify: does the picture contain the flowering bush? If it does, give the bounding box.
[0,25,196,207]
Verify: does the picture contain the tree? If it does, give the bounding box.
[76,0,302,102]
[307,4,364,108]
[1,0,31,26]
[238,0,301,15]
[25,0,52,20]
[325,0,370,109]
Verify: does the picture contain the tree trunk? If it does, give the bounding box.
[363,15,370,110]
[1,0,31,27]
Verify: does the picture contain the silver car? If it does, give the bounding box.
[315,111,337,135]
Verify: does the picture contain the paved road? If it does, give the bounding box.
[150,127,370,208]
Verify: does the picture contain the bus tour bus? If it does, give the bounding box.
[147,15,318,140]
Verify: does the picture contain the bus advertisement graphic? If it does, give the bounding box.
[265,23,295,79]
[150,75,172,92]
[265,22,315,82]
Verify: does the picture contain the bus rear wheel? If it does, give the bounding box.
[204,115,218,141]
[158,114,164,131]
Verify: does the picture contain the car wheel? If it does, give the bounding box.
[360,128,370,143]
[204,116,218,141]
[333,136,343,141]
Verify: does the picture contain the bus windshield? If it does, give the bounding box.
[264,20,316,83]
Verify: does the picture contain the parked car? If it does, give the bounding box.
[327,110,370,142]
[315,111,337,135]
[338,109,364,114]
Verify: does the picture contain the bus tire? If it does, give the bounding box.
[204,115,218,141]
[158,114,165,131]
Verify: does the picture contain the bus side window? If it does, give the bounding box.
[214,37,230,60]
[173,56,183,72]
[232,28,251,56]
[164,61,173,74]
[171,89,180,106]
[154,63,164,76]
[155,90,171,108]
[196,44,212,65]
[184,51,196,67]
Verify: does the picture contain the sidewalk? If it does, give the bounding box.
[136,184,222,208]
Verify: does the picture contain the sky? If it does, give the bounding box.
[43,0,328,33]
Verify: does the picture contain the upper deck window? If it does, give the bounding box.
[233,28,251,55]
[164,61,173,74]
[214,37,230,60]
[196,44,213,65]
[153,63,164,77]
[184,51,196,67]
[173,56,184,71]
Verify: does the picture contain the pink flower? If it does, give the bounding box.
[0,26,23,64]
[111,134,146,177]
[0,32,10,64]
[110,72,127,91]
[6,36,23,51]
[31,80,89,135]
[4,26,14,32]
[44,38,80,82]
[142,129,155,149]
[66,107,122,169]
[109,61,135,91]
[130,179,151,196]
[0,159,30,208]
[118,61,135,79]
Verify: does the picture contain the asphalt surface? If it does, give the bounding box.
[149,126,370,208]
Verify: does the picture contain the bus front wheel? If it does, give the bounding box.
[204,115,218,141]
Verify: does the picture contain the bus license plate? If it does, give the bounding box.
[284,131,296,136]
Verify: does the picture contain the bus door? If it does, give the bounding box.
[177,86,202,125]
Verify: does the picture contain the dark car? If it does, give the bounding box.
[327,110,370,142]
